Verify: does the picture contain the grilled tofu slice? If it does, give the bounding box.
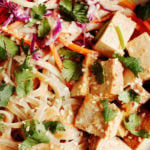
[126,32,150,81]
[90,58,124,100]
[93,12,136,57]
[75,94,122,138]
[89,136,131,150]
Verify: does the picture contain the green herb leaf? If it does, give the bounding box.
[118,89,141,104]
[38,18,51,38]
[0,114,4,121]
[134,2,150,21]
[59,0,89,23]
[114,53,144,77]
[124,113,140,131]
[0,46,7,60]
[62,60,82,81]
[0,123,5,133]
[20,120,50,150]
[31,4,47,20]
[58,48,82,59]
[21,39,30,56]
[91,61,105,84]
[16,69,34,97]
[0,34,19,57]
[124,113,150,138]
[0,84,14,107]
[21,120,50,143]
[19,137,38,150]
[44,121,65,134]
[101,99,118,124]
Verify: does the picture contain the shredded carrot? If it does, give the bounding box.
[50,43,63,71]
[143,21,150,31]
[119,0,136,10]
[0,21,31,44]
[58,36,98,56]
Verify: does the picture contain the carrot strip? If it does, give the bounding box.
[0,21,31,44]
[50,43,63,71]
[58,37,98,56]
[143,21,150,31]
[119,0,136,10]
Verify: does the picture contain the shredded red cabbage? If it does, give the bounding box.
[46,18,62,45]
[5,2,30,22]
[2,14,14,26]
[31,34,40,60]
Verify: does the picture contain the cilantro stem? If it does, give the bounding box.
[115,26,125,50]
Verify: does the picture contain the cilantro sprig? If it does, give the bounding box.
[59,0,89,23]
[118,89,141,104]
[134,1,150,21]
[38,18,51,38]
[31,4,47,20]
[44,121,65,134]
[25,4,50,38]
[124,113,150,138]
[19,120,65,150]
[101,99,118,124]
[114,53,144,77]
[60,48,83,81]
[91,61,105,84]
[16,40,35,97]
[0,34,19,60]
[19,120,50,150]
[0,84,14,107]
[62,60,82,81]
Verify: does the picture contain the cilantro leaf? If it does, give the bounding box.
[101,99,118,124]
[21,39,30,56]
[124,113,140,131]
[124,113,150,138]
[62,60,82,81]
[21,120,50,143]
[59,0,89,23]
[134,2,150,21]
[19,137,38,150]
[0,34,19,57]
[0,46,7,60]
[118,89,141,104]
[0,84,14,107]
[16,69,34,97]
[58,48,82,59]
[20,120,50,150]
[0,123,5,133]
[31,4,47,20]
[38,18,50,38]
[44,121,65,134]
[114,53,144,77]
[91,61,105,84]
[0,114,4,121]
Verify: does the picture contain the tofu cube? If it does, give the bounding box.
[121,83,150,116]
[71,56,94,97]
[89,136,131,150]
[90,58,124,100]
[75,94,122,138]
[93,12,136,57]
[124,68,136,87]
[126,32,150,81]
